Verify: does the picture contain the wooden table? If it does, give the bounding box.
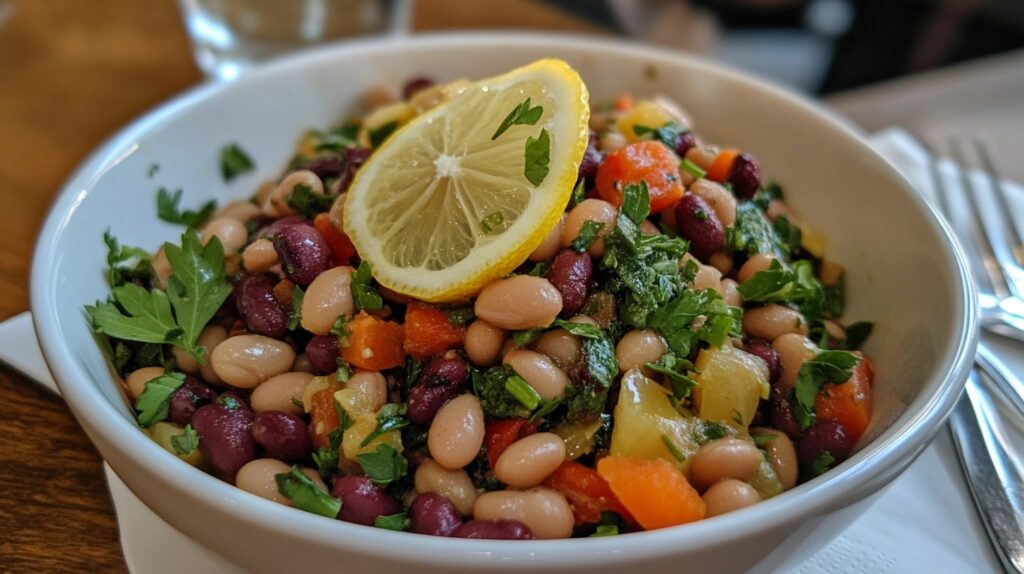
[1,1,1020,571]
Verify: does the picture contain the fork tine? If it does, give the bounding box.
[974,139,1024,264]
[950,139,1021,301]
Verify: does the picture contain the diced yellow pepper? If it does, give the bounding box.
[554,418,605,460]
[691,344,770,428]
[616,100,676,143]
[610,369,699,471]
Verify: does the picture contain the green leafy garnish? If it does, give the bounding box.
[661,433,687,462]
[312,427,343,479]
[505,375,542,411]
[552,319,603,340]
[288,286,305,330]
[680,159,706,179]
[331,315,349,338]
[590,524,619,537]
[737,260,824,319]
[134,371,185,427]
[473,366,534,419]
[351,261,384,311]
[492,97,544,140]
[335,358,352,383]
[162,233,234,360]
[773,216,802,255]
[727,202,789,260]
[807,450,836,478]
[480,212,505,234]
[647,288,740,358]
[171,424,199,455]
[792,351,861,429]
[570,178,586,208]
[275,466,342,518]
[360,403,410,447]
[286,183,334,219]
[157,188,216,228]
[356,444,408,486]
[571,220,605,253]
[645,353,698,402]
[620,181,650,225]
[843,321,874,350]
[103,230,154,288]
[524,128,551,186]
[447,307,475,327]
[220,143,256,181]
[512,327,546,348]
[86,284,183,346]
[368,121,399,148]
[693,420,731,445]
[375,512,410,531]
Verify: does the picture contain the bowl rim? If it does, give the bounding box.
[30,31,978,566]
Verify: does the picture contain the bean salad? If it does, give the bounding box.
[88,73,874,540]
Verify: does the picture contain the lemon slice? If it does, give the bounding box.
[343,59,590,302]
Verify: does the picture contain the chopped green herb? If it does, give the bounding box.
[447,307,475,327]
[360,403,410,447]
[286,183,334,219]
[737,260,825,319]
[331,315,349,338]
[473,366,534,419]
[334,394,355,430]
[645,353,698,401]
[693,420,731,445]
[843,321,874,350]
[171,424,199,455]
[823,273,846,318]
[368,121,399,148]
[335,358,352,383]
[529,397,563,423]
[480,212,505,234]
[524,128,551,186]
[512,327,546,348]
[552,319,603,339]
[680,159,706,179]
[526,261,550,276]
[727,202,789,260]
[134,372,186,427]
[620,181,650,225]
[162,232,234,361]
[752,433,777,448]
[661,434,687,462]
[571,220,605,253]
[275,466,341,518]
[147,163,160,178]
[570,178,586,208]
[220,143,256,182]
[504,375,542,411]
[87,283,183,348]
[792,351,861,429]
[102,230,154,288]
[351,261,383,311]
[375,512,410,531]
[773,216,802,256]
[807,450,836,478]
[632,124,655,136]
[647,287,740,358]
[491,97,544,140]
[157,187,216,228]
[288,286,305,330]
[590,524,619,537]
[356,444,408,486]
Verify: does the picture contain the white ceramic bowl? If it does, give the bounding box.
[31,33,976,573]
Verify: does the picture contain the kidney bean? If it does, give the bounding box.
[769,386,801,440]
[452,519,535,540]
[192,402,256,482]
[578,132,603,182]
[403,76,434,99]
[409,492,462,536]
[255,216,303,240]
[235,272,290,338]
[168,377,216,426]
[330,475,401,525]
[674,131,697,157]
[301,155,346,180]
[304,334,339,374]
[674,193,725,261]
[252,411,311,463]
[335,147,372,192]
[545,249,592,317]
[744,338,781,383]
[407,355,470,425]
[798,420,854,465]
[728,153,762,199]
[272,223,332,287]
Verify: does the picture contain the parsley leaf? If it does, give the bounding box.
[571,220,605,253]
[792,351,861,429]
[807,450,836,478]
[356,444,408,485]
[473,366,533,419]
[375,512,410,531]
[564,332,618,424]
[86,284,183,345]
[275,466,341,518]
[368,121,399,148]
[661,434,687,462]
[552,319,603,339]
[680,159,706,179]
[288,286,305,330]
[492,97,544,140]
[286,183,334,219]
[447,307,475,327]
[737,260,825,318]
[693,420,731,445]
[645,352,698,402]
[331,315,349,338]
[360,403,410,447]
[505,375,542,411]
[162,232,233,361]
[728,202,788,260]
[220,143,255,181]
[351,261,383,311]
[620,181,650,225]
[843,321,874,350]
[570,178,586,208]
[103,230,153,288]
[512,327,546,348]
[134,371,186,427]
[312,429,342,479]
[591,524,619,537]
[647,288,740,358]
[157,188,216,228]
[524,128,551,186]
[171,423,199,455]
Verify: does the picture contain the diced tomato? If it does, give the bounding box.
[543,461,634,525]
[403,303,466,359]
[484,418,537,468]
[309,389,340,450]
[595,141,685,214]
[815,353,873,443]
[313,213,357,265]
[340,311,405,371]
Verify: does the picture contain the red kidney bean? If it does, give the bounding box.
[407,354,470,425]
[769,386,801,440]
[674,193,725,261]
[217,392,254,416]
[272,223,332,287]
[403,76,434,99]
[168,377,216,426]
[409,492,462,537]
[798,420,853,465]
[452,519,535,540]
[674,131,697,158]
[331,476,402,526]
[304,334,339,375]
[192,401,256,482]
[546,249,592,317]
[335,147,372,192]
[578,132,602,182]
[728,153,762,199]
[744,338,781,383]
[235,272,290,338]
[252,411,312,463]
[254,216,303,240]
[302,155,346,180]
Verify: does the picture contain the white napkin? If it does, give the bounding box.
[0,128,1013,573]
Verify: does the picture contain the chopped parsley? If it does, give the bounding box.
[524,128,551,186]
[570,178,586,207]
[590,524,619,537]
[275,466,341,518]
[620,181,650,225]
[792,351,861,429]
[356,444,408,486]
[286,183,334,219]
[807,450,836,478]
[505,375,542,411]
[156,187,216,228]
[728,201,789,260]
[552,319,603,339]
[368,121,399,148]
[171,424,199,455]
[737,259,825,319]
[680,159,706,179]
[351,261,383,311]
[480,212,505,234]
[646,288,741,358]
[473,366,534,419]
[571,220,605,253]
[446,307,475,327]
[843,321,874,350]
[511,327,546,348]
[491,97,544,140]
[103,230,153,288]
[360,403,410,447]
[661,434,687,462]
[288,286,305,330]
[220,143,256,182]
[645,352,698,402]
[133,371,185,427]
[375,512,410,531]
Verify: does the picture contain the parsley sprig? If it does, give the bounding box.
[157,188,216,228]
[791,350,861,429]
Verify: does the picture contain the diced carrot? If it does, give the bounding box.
[484,418,537,468]
[313,213,358,265]
[403,302,466,359]
[543,461,634,526]
[612,94,634,112]
[340,311,405,371]
[597,456,705,530]
[816,354,873,443]
[706,148,740,183]
[309,389,340,450]
[595,141,685,214]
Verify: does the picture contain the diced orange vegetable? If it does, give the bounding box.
[313,213,358,265]
[309,389,340,450]
[340,311,405,371]
[485,418,537,468]
[706,148,740,183]
[597,456,705,530]
[403,302,466,359]
[612,93,634,112]
[595,141,685,214]
[543,461,634,525]
[816,354,873,443]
